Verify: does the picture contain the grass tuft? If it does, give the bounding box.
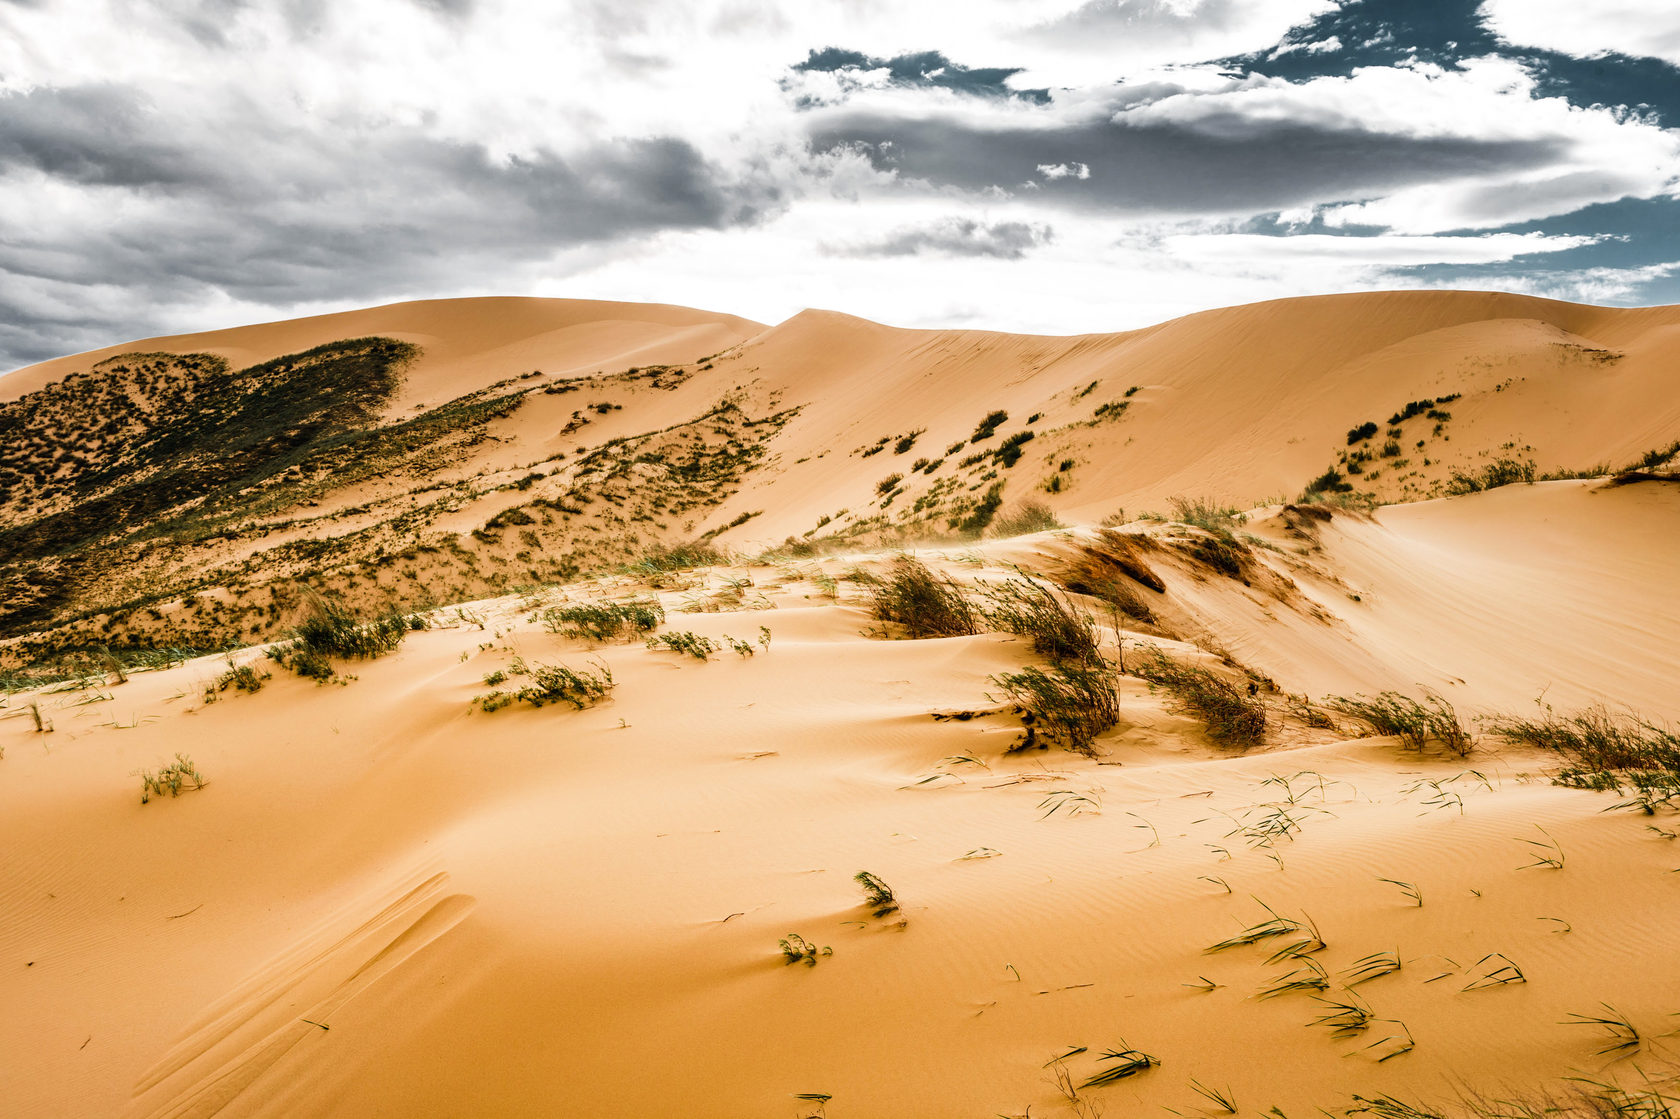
[139,754,205,804]
[868,555,980,638]
[1135,649,1266,749]
[543,598,664,643]
[1328,691,1471,756]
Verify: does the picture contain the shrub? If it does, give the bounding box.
[993,661,1119,756]
[1135,650,1266,749]
[954,482,1005,538]
[267,596,413,680]
[1347,421,1379,445]
[876,472,904,495]
[1327,691,1471,756]
[1060,530,1166,599]
[894,430,923,454]
[991,501,1061,537]
[213,663,269,694]
[868,555,980,638]
[543,599,664,643]
[971,410,1009,442]
[985,578,1103,667]
[1303,469,1354,496]
[993,431,1035,467]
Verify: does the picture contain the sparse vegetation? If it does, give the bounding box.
[993,661,1119,756]
[778,934,832,966]
[543,599,665,643]
[991,501,1061,537]
[476,659,614,711]
[1134,650,1266,748]
[1488,706,1679,810]
[1328,691,1471,756]
[868,556,980,638]
[646,631,719,660]
[139,754,205,804]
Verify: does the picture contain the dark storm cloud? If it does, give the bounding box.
[791,47,1050,104]
[809,109,1563,215]
[0,84,778,369]
[828,218,1054,259]
[0,85,212,187]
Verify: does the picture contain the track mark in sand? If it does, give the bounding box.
[127,870,475,1119]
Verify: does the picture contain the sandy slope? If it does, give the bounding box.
[4,291,1679,1115]
[5,477,1679,1117]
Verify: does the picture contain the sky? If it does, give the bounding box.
[2,0,1679,371]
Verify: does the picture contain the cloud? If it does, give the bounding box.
[807,58,1680,231]
[0,81,779,367]
[1480,0,1680,66]
[789,47,1050,105]
[825,217,1054,259]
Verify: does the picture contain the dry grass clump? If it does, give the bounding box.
[627,543,729,575]
[1488,706,1680,811]
[476,659,615,711]
[268,594,419,680]
[991,500,1062,538]
[1447,457,1536,494]
[1135,649,1266,749]
[139,754,205,804]
[984,577,1104,667]
[543,599,664,643]
[1328,691,1471,756]
[1059,529,1167,611]
[868,555,980,638]
[993,662,1119,756]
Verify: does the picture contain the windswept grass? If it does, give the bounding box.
[868,555,980,638]
[543,598,664,643]
[268,595,418,680]
[626,543,729,575]
[993,662,1119,756]
[1486,706,1680,798]
[1135,649,1266,749]
[984,577,1104,668]
[991,500,1062,538]
[1058,529,1164,623]
[1329,691,1472,757]
[854,871,899,918]
[1447,457,1536,494]
[476,659,615,711]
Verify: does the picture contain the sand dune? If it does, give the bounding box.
[3,291,1679,1116]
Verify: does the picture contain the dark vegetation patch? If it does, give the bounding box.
[1135,649,1266,749]
[867,555,980,638]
